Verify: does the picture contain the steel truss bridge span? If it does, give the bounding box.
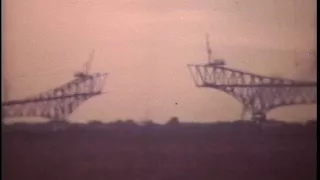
[2,73,107,121]
[187,64,317,122]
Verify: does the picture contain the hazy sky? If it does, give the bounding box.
[3,0,316,123]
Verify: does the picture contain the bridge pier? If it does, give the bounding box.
[252,112,266,124]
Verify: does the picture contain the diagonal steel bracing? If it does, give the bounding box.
[2,73,107,121]
[187,64,317,121]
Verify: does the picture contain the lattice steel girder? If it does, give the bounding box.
[2,73,108,120]
[187,64,317,113]
[32,73,108,100]
[187,64,315,87]
[2,93,97,120]
[217,86,316,113]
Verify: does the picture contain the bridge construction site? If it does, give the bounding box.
[2,35,317,180]
[1,36,317,124]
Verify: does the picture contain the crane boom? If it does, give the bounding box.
[74,50,95,78]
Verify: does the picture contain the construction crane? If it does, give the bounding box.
[74,50,95,78]
[205,33,226,66]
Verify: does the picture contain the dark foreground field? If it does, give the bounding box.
[3,121,317,180]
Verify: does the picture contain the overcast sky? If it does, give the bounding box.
[3,0,316,123]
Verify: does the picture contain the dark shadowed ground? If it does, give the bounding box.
[2,120,317,180]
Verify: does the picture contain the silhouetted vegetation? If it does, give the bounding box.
[166,116,180,126]
[2,119,316,133]
[3,119,316,180]
[88,120,105,126]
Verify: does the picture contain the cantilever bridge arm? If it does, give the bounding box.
[187,63,317,119]
[2,73,108,121]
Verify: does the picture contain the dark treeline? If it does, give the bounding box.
[3,117,316,180]
[3,117,316,135]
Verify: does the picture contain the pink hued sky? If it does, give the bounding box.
[2,0,316,123]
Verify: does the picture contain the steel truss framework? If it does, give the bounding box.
[187,64,317,121]
[2,73,107,120]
